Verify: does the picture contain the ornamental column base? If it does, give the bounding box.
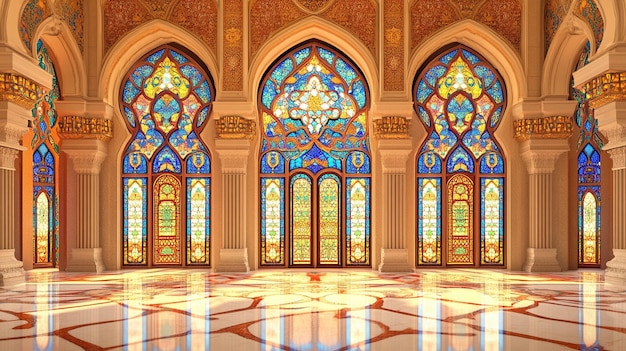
[0,249,25,286]
[523,248,561,272]
[66,248,105,273]
[605,250,626,291]
[378,248,413,273]
[214,249,249,273]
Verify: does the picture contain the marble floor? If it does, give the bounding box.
[0,269,624,351]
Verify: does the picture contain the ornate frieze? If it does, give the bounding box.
[223,0,244,91]
[57,116,113,141]
[216,116,256,140]
[384,0,404,92]
[513,116,573,141]
[0,73,41,110]
[374,116,410,139]
[584,72,626,109]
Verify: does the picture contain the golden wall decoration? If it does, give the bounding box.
[585,72,626,109]
[411,0,521,52]
[0,73,41,110]
[57,116,113,141]
[223,0,244,91]
[384,0,404,92]
[374,116,410,139]
[216,116,256,139]
[513,116,573,141]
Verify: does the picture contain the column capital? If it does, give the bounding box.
[215,138,251,173]
[63,139,108,174]
[0,146,18,170]
[595,100,626,150]
[377,138,412,173]
[608,146,626,170]
[0,100,32,147]
[519,138,569,174]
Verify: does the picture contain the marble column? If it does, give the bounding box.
[519,137,569,272]
[376,117,413,272]
[62,139,108,272]
[214,116,254,272]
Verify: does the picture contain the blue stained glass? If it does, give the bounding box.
[487,81,504,103]
[462,49,481,65]
[39,121,47,133]
[480,152,504,174]
[489,106,503,128]
[195,81,211,103]
[440,50,458,64]
[260,177,285,265]
[417,106,431,128]
[335,58,357,86]
[318,47,335,65]
[352,80,366,109]
[131,65,154,87]
[447,147,474,173]
[262,81,277,108]
[418,152,442,174]
[123,81,139,106]
[294,47,311,64]
[146,49,165,63]
[417,177,441,265]
[425,65,447,86]
[261,151,286,174]
[480,178,504,265]
[153,146,182,173]
[196,106,209,128]
[123,107,136,129]
[186,152,211,174]
[271,58,294,86]
[417,81,433,104]
[584,120,593,132]
[169,50,189,64]
[346,177,370,266]
[123,153,148,174]
[474,65,495,87]
[584,143,595,157]
[180,65,203,86]
[346,151,370,174]
[123,178,147,265]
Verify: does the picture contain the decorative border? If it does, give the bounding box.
[514,116,573,141]
[57,116,113,141]
[0,73,41,109]
[585,72,626,109]
[216,116,256,139]
[374,116,410,139]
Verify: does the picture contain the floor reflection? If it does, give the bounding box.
[0,269,624,350]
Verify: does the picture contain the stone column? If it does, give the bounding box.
[375,116,413,272]
[515,117,572,272]
[214,116,255,272]
[59,115,112,273]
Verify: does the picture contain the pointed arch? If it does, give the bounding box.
[258,41,372,267]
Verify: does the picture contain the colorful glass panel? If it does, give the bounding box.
[291,175,312,265]
[481,178,504,265]
[35,193,50,264]
[347,178,369,265]
[417,178,441,265]
[415,45,506,267]
[259,42,371,267]
[123,178,147,265]
[447,175,474,265]
[121,46,213,267]
[261,178,285,265]
[187,178,209,265]
[319,175,340,265]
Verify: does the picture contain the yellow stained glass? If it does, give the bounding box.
[126,179,145,264]
[582,192,598,264]
[188,179,206,264]
[319,177,340,265]
[291,176,312,265]
[447,174,473,265]
[348,179,367,264]
[263,179,283,264]
[154,175,181,265]
[35,193,49,264]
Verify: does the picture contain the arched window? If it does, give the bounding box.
[32,39,60,268]
[120,45,213,267]
[414,45,506,267]
[259,42,371,267]
[572,41,602,267]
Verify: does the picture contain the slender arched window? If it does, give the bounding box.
[414,44,506,267]
[121,45,213,267]
[32,39,60,267]
[259,41,371,267]
[572,41,602,267]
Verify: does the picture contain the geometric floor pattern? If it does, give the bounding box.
[0,268,624,350]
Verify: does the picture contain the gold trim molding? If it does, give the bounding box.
[0,73,41,109]
[58,116,113,141]
[374,116,410,139]
[514,116,573,141]
[216,115,256,139]
[585,72,626,109]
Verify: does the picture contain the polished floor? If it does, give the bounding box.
[0,268,624,350]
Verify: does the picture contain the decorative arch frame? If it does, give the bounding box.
[257,40,372,268]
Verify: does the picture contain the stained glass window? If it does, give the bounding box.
[259,42,371,267]
[32,40,60,268]
[415,45,506,267]
[121,45,213,267]
[572,41,602,267]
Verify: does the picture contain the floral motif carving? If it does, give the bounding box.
[374,116,410,139]
[223,0,243,91]
[57,116,113,141]
[216,116,256,140]
[384,0,404,92]
[514,116,573,141]
[19,0,53,51]
[411,0,522,52]
[574,0,603,50]
[55,0,85,52]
